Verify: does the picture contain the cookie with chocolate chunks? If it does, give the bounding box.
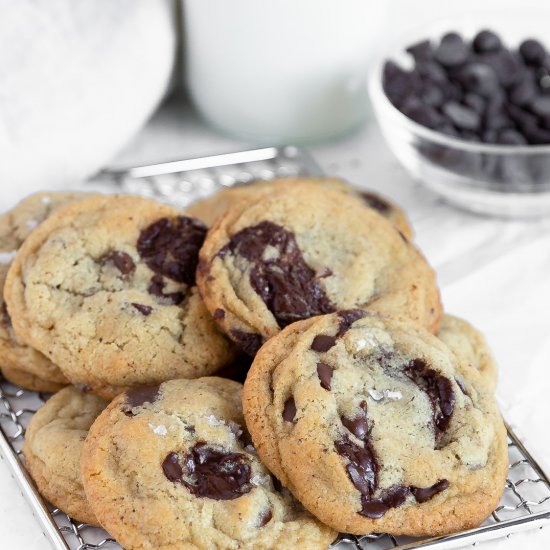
[4,195,236,399]
[243,312,507,536]
[24,386,106,524]
[186,176,414,239]
[81,378,336,550]
[197,181,440,355]
[0,192,93,392]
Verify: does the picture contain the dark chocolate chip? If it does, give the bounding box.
[442,102,480,131]
[411,479,449,503]
[75,383,92,393]
[360,191,391,214]
[148,274,185,305]
[530,96,550,118]
[402,98,445,129]
[360,485,410,519]
[434,32,469,68]
[162,443,252,500]
[137,216,206,285]
[258,508,273,527]
[463,93,486,114]
[415,60,448,85]
[404,359,455,436]
[131,303,152,315]
[406,40,433,62]
[456,63,499,97]
[282,397,297,423]
[316,363,333,391]
[472,30,502,54]
[219,221,335,329]
[102,250,135,275]
[519,39,547,66]
[230,329,263,357]
[509,80,537,107]
[420,82,445,108]
[311,334,337,352]
[213,308,225,320]
[336,309,366,338]
[335,434,378,497]
[123,384,161,416]
[383,61,419,108]
[341,407,370,441]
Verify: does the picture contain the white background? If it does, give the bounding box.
[2,0,550,548]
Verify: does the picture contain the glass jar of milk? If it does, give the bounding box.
[184,0,387,144]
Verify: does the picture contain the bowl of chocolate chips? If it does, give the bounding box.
[369,13,550,217]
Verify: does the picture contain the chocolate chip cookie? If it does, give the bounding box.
[81,378,336,550]
[186,177,413,239]
[5,195,236,398]
[243,311,508,536]
[438,314,498,391]
[0,192,90,392]
[197,181,440,355]
[23,386,106,524]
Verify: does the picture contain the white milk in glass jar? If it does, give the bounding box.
[184,0,386,144]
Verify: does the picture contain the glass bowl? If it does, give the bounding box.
[368,10,550,218]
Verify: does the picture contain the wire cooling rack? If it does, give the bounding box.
[1,146,550,550]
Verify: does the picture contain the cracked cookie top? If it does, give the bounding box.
[81,377,336,550]
[243,312,508,536]
[197,181,441,355]
[4,195,236,398]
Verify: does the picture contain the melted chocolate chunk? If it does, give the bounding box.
[123,384,161,416]
[404,359,455,436]
[336,309,367,338]
[335,434,378,497]
[148,274,185,305]
[316,362,333,390]
[1,302,11,327]
[360,192,391,214]
[213,308,225,320]
[258,508,273,527]
[341,402,370,440]
[137,216,206,285]
[360,485,410,519]
[102,250,135,275]
[310,334,336,352]
[131,303,152,315]
[162,443,252,500]
[282,397,297,422]
[411,479,449,503]
[219,221,335,328]
[230,329,263,356]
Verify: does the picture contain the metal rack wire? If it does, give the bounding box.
[1,146,549,550]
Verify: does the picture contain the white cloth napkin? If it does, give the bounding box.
[0,0,176,204]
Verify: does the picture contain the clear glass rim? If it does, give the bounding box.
[367,10,550,156]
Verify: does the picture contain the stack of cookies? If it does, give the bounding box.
[0,179,508,550]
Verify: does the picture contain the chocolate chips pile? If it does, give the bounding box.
[384,30,550,145]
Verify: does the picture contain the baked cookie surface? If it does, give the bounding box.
[23,386,106,524]
[197,181,440,355]
[0,192,89,392]
[5,195,235,398]
[186,177,413,239]
[438,314,498,391]
[81,377,336,550]
[243,311,508,536]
